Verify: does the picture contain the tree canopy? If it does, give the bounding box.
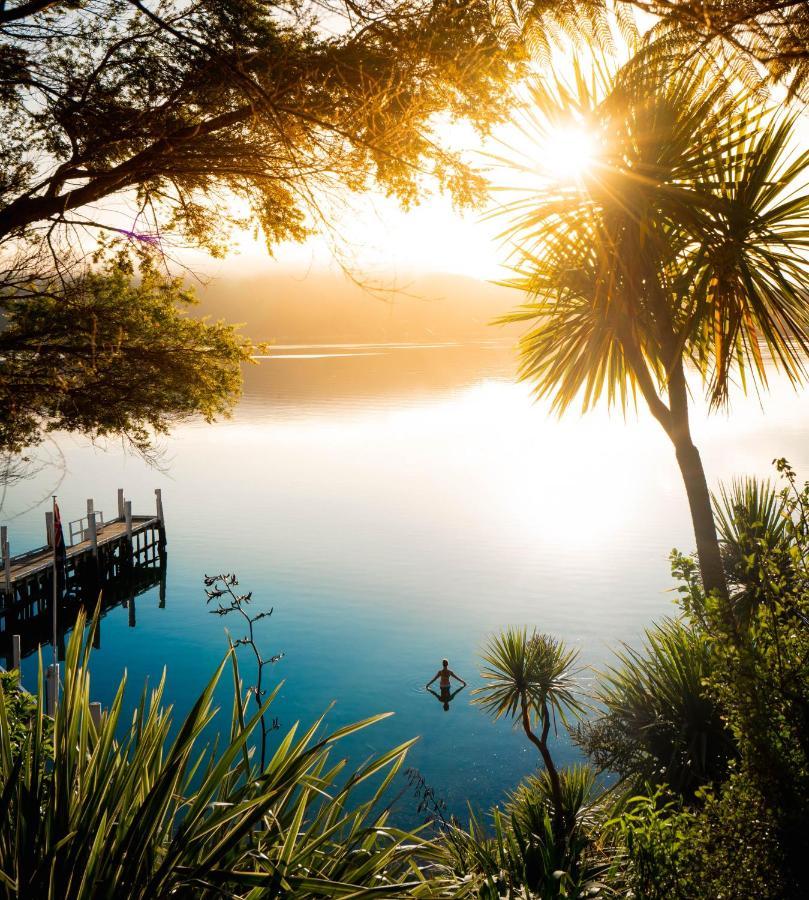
[0,0,522,455]
[1,0,520,257]
[0,253,254,454]
[621,1,809,102]
[497,2,809,102]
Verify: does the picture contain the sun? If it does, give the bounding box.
[541,125,597,181]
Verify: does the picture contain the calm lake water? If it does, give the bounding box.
[3,343,809,823]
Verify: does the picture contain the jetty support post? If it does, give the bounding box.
[124,501,133,569]
[12,634,21,672]
[87,499,98,556]
[46,664,58,717]
[159,558,167,609]
[1,526,10,595]
[89,701,102,730]
[117,489,125,519]
[83,498,100,595]
[155,488,167,552]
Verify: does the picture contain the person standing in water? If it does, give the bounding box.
[426,659,466,691]
[426,659,467,711]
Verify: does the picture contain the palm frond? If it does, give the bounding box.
[497,50,809,419]
[473,628,584,727]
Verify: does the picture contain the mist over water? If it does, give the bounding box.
[4,342,809,823]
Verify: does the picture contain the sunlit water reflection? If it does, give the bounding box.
[3,343,808,824]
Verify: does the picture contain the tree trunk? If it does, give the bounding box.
[671,434,727,600]
[520,697,565,836]
[666,358,729,603]
[625,332,730,603]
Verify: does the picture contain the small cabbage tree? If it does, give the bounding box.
[576,617,736,800]
[473,628,583,834]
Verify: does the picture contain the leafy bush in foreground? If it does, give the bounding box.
[600,462,809,898]
[612,778,786,900]
[0,669,41,761]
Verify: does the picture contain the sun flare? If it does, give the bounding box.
[541,126,597,180]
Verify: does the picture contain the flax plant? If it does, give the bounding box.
[576,618,735,800]
[0,609,459,899]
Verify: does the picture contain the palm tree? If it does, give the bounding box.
[498,56,809,603]
[472,628,583,834]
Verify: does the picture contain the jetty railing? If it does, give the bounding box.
[0,489,167,629]
[68,510,106,547]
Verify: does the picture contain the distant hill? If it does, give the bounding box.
[193,270,523,345]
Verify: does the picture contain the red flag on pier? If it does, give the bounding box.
[53,499,67,574]
[51,497,67,678]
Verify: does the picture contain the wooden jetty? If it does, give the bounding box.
[1,489,166,625]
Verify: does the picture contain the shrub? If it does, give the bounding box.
[575,618,735,800]
[0,668,42,760]
[612,776,788,900]
[673,461,809,894]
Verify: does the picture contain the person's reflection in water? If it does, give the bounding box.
[427,683,465,711]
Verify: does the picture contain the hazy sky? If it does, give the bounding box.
[184,114,515,283]
[202,187,508,282]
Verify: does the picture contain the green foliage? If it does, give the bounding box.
[0,253,254,453]
[677,465,809,803]
[667,460,809,895]
[439,767,611,900]
[0,609,459,899]
[575,618,735,800]
[0,0,527,456]
[0,670,39,761]
[0,1,521,253]
[571,461,809,896]
[715,475,800,623]
[611,778,787,900]
[607,790,690,900]
[473,628,585,843]
[505,764,599,840]
[676,776,787,900]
